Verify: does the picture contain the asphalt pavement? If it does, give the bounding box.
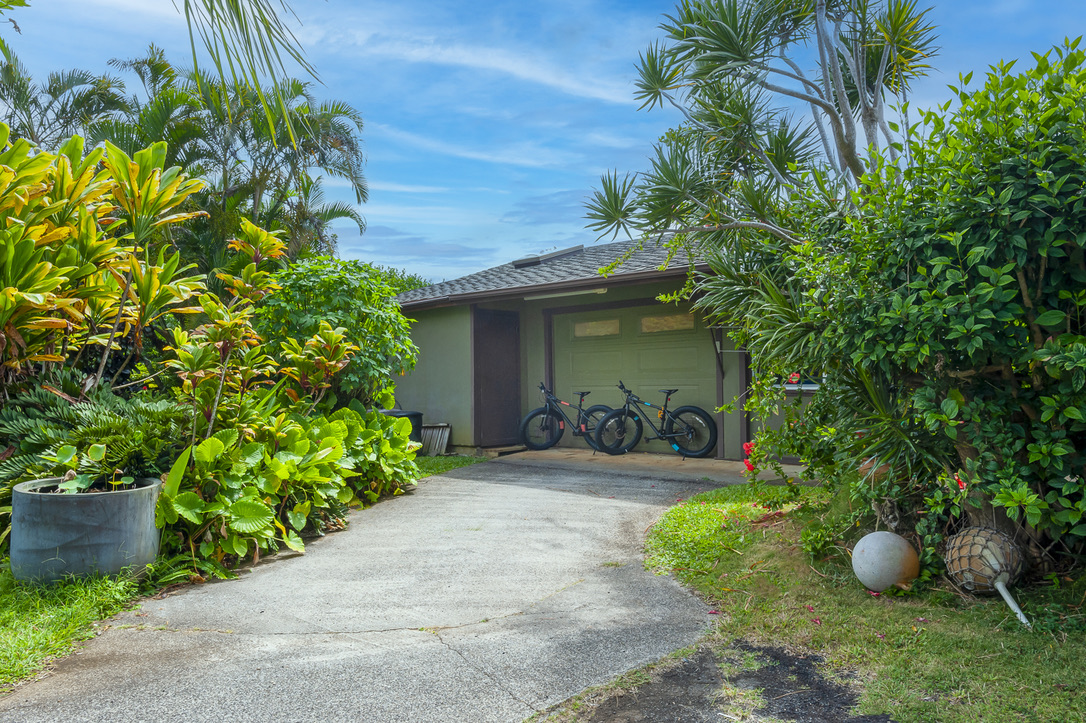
[0,453,743,723]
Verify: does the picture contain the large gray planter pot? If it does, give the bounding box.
[9,477,161,583]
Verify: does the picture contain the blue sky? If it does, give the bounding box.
[4,1,1086,281]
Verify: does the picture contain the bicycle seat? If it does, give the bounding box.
[659,388,680,396]
[574,391,591,398]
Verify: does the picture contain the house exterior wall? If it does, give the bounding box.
[396,280,750,460]
[394,305,474,447]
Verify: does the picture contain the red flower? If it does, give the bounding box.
[742,441,756,456]
[744,459,755,472]
[955,474,966,490]
[788,372,801,384]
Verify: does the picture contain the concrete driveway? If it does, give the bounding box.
[0,454,734,723]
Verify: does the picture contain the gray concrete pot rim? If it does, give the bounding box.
[14,477,162,496]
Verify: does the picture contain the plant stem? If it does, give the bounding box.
[205,359,230,440]
[93,264,134,388]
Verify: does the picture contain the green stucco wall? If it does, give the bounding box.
[393,306,474,447]
[398,279,749,459]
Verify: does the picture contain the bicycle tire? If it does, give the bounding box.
[664,406,718,458]
[520,407,564,450]
[579,404,612,451]
[595,407,643,455]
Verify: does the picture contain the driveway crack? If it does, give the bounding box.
[429,627,541,713]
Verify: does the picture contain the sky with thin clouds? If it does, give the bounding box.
[4,1,1086,282]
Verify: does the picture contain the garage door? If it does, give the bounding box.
[552,303,719,454]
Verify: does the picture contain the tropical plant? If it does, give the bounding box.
[87,46,211,173]
[255,256,418,408]
[585,0,938,253]
[0,50,127,150]
[0,0,316,141]
[0,376,190,543]
[91,140,207,387]
[714,40,1086,569]
[155,406,418,573]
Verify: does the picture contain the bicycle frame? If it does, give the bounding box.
[540,385,594,437]
[616,387,684,444]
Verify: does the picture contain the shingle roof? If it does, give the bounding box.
[396,240,689,309]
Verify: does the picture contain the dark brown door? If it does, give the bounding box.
[473,308,521,446]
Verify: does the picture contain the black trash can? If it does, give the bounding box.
[379,409,423,443]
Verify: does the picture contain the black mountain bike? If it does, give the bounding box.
[595,381,718,458]
[520,383,612,451]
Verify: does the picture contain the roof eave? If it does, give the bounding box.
[398,264,709,311]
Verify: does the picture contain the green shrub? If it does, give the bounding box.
[155,406,418,574]
[702,41,1086,568]
[255,257,418,408]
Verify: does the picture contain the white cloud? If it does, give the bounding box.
[368,181,450,194]
[580,131,643,150]
[369,123,581,169]
[344,34,634,105]
[358,202,493,226]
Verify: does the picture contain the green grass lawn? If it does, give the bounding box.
[645,484,1086,723]
[415,454,487,477]
[0,566,137,689]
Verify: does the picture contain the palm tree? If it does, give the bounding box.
[232,77,368,221]
[274,173,365,258]
[0,49,128,149]
[87,47,212,173]
[0,0,317,145]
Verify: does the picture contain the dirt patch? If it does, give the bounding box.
[725,642,895,723]
[585,649,724,723]
[551,642,894,723]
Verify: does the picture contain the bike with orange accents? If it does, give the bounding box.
[520,383,612,451]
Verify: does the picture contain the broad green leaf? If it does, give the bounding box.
[212,428,240,450]
[283,530,305,553]
[164,448,192,497]
[286,507,306,531]
[228,499,274,534]
[240,442,265,466]
[172,492,206,524]
[58,474,93,493]
[194,437,226,465]
[1035,309,1066,327]
[228,534,249,558]
[156,493,179,527]
[56,445,78,466]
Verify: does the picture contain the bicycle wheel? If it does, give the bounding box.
[579,404,612,451]
[595,408,643,455]
[520,407,564,450]
[664,406,718,458]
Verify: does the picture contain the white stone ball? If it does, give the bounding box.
[852,531,920,592]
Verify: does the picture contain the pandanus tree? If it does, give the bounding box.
[584,0,945,523]
[586,0,938,249]
[584,0,939,409]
